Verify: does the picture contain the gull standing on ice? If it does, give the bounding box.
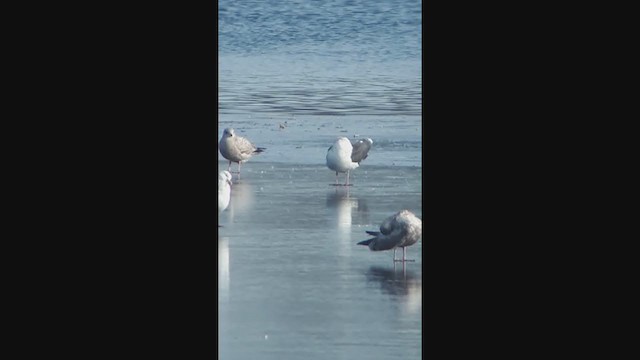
[326,137,369,186]
[219,128,266,176]
[218,170,232,226]
[357,210,422,262]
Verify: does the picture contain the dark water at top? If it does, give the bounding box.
[219,0,421,58]
[219,0,422,116]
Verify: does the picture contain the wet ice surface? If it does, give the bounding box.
[219,156,422,359]
[218,115,422,168]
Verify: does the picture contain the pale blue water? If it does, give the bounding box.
[219,1,422,358]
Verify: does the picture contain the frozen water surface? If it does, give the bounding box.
[219,152,422,359]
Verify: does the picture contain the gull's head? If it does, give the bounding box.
[223,128,235,138]
[219,170,233,185]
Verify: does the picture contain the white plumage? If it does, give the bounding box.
[218,170,233,221]
[326,137,367,186]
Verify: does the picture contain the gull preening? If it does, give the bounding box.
[357,210,422,262]
[326,137,372,186]
[218,170,232,226]
[219,128,266,176]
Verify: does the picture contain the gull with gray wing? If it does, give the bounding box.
[326,137,373,186]
[358,210,422,262]
[219,128,265,177]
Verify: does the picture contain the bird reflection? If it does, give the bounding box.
[326,188,356,229]
[365,265,422,315]
[218,236,230,302]
[228,180,254,223]
[326,189,372,261]
[326,188,370,226]
[326,187,351,208]
[326,188,356,261]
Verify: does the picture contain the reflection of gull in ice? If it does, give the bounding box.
[326,188,367,261]
[218,171,232,226]
[365,265,422,316]
[326,189,356,260]
[326,188,370,226]
[228,181,254,223]
[326,189,356,229]
[402,280,422,316]
[218,237,230,302]
[218,128,266,177]
[358,210,422,262]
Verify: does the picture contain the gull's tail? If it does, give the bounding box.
[254,147,266,154]
[359,230,380,246]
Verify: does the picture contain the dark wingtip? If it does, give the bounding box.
[357,239,373,246]
[254,147,266,153]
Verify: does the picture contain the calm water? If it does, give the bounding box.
[219,0,422,358]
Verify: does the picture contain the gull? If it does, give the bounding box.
[326,137,363,186]
[218,170,232,226]
[357,210,422,262]
[219,128,266,176]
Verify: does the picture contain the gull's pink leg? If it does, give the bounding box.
[401,247,415,262]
